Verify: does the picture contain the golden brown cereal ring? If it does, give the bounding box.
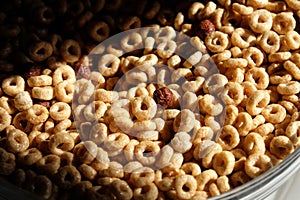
[217,125,240,150]
[205,31,229,53]
[262,104,286,124]
[87,21,110,42]
[49,102,71,121]
[49,132,74,155]
[213,151,235,176]
[17,148,42,166]
[6,128,29,153]
[249,9,273,33]
[36,154,61,175]
[0,107,11,131]
[245,153,272,178]
[29,41,53,62]
[270,136,294,159]
[60,39,81,63]
[55,165,81,189]
[27,104,49,124]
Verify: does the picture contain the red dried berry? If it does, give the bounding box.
[74,62,91,79]
[36,101,51,109]
[153,87,175,109]
[24,65,42,79]
[195,19,215,39]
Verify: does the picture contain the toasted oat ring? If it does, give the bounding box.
[27,104,49,125]
[29,41,53,62]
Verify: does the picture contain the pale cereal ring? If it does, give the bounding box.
[54,81,74,103]
[130,166,155,187]
[243,47,264,68]
[217,125,240,150]
[224,68,245,83]
[285,31,300,50]
[199,94,223,116]
[6,128,29,153]
[233,112,253,136]
[277,81,300,95]
[246,90,270,116]
[60,39,81,63]
[262,104,286,124]
[27,75,52,87]
[49,102,71,121]
[131,96,157,121]
[174,175,197,199]
[268,52,291,63]
[283,60,300,80]
[188,2,204,21]
[31,86,54,101]
[270,136,294,159]
[259,31,280,54]
[203,74,228,94]
[98,54,120,77]
[0,96,17,115]
[14,91,33,111]
[27,104,49,125]
[273,12,296,34]
[213,151,235,176]
[173,109,196,133]
[28,41,53,62]
[243,132,266,155]
[222,58,248,68]
[221,82,244,106]
[224,105,239,125]
[87,21,110,42]
[205,31,229,53]
[249,9,273,33]
[0,107,11,131]
[245,153,272,178]
[232,3,253,15]
[156,40,177,59]
[49,132,74,155]
[2,75,25,97]
[103,132,130,152]
[231,28,256,49]
[52,64,76,86]
[196,169,218,191]
[89,123,108,145]
[171,132,192,153]
[135,141,160,166]
[245,68,269,90]
[285,121,300,144]
[120,32,143,52]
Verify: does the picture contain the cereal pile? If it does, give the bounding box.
[1,0,300,199]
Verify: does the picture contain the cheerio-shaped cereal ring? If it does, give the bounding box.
[131,96,157,121]
[49,102,71,121]
[14,91,33,111]
[2,75,25,97]
[98,54,120,77]
[246,90,270,116]
[273,12,296,34]
[0,107,11,131]
[27,75,52,87]
[27,104,49,124]
[6,127,29,153]
[249,9,273,33]
[205,31,229,53]
[52,64,76,86]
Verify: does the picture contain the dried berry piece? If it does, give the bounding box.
[153,87,175,109]
[195,19,215,39]
[35,100,51,109]
[74,62,91,79]
[24,65,42,79]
